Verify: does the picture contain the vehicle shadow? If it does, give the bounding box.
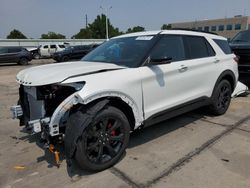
[128,111,203,148]
[17,110,206,178]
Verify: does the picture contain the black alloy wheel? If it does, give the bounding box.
[209,80,232,115]
[71,106,130,171]
[84,117,125,164]
[216,84,231,111]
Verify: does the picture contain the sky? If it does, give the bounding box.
[0,0,250,39]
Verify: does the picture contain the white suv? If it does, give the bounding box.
[39,44,65,57]
[11,30,238,171]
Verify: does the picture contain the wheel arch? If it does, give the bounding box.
[79,92,143,131]
[213,70,236,93]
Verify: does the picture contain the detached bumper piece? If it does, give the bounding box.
[10,105,23,119]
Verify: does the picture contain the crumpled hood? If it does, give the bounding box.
[16,61,125,86]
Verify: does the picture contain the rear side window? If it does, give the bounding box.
[150,35,186,62]
[50,45,56,48]
[213,39,232,54]
[44,45,48,49]
[0,47,8,54]
[184,36,215,59]
[8,47,21,53]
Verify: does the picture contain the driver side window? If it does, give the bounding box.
[150,35,185,62]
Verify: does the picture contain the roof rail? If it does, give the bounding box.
[170,28,218,35]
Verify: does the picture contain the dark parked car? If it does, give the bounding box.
[52,44,99,62]
[230,30,250,85]
[0,46,32,65]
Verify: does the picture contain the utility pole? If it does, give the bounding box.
[100,6,112,40]
[85,14,88,28]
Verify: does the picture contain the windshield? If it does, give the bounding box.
[231,31,250,42]
[82,35,157,68]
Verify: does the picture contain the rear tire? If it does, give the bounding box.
[209,80,232,115]
[18,57,29,65]
[65,106,130,172]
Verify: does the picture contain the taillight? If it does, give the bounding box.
[233,55,239,63]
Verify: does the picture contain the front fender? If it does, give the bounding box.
[81,91,143,129]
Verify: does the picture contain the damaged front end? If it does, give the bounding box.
[10,83,84,142]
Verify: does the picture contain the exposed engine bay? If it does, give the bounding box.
[11,83,82,142]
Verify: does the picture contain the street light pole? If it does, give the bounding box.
[100,6,112,40]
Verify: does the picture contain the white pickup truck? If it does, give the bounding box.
[39,44,65,58]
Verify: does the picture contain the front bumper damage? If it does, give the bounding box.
[10,90,80,138]
[10,90,81,167]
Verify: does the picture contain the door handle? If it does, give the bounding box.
[213,59,220,63]
[179,65,188,72]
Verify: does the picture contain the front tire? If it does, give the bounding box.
[65,106,130,171]
[61,56,69,62]
[33,52,40,59]
[18,57,29,65]
[209,80,232,115]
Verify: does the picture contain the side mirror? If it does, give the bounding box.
[149,56,172,65]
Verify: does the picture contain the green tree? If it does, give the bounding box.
[72,28,93,39]
[161,24,172,30]
[7,29,27,39]
[72,14,122,39]
[126,26,145,33]
[41,31,66,39]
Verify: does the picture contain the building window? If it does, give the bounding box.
[218,25,224,31]
[198,27,202,31]
[235,24,241,30]
[226,24,233,30]
[204,26,209,32]
[211,26,217,31]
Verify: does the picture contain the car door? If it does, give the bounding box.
[8,47,21,63]
[181,35,217,99]
[49,45,57,56]
[141,34,215,122]
[40,45,50,57]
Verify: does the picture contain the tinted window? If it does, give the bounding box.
[150,35,185,62]
[184,36,215,59]
[44,45,48,49]
[8,47,21,53]
[198,27,202,31]
[235,24,241,30]
[211,26,217,31]
[50,45,56,48]
[213,39,232,54]
[204,26,209,32]
[58,45,65,48]
[78,45,88,50]
[0,47,8,54]
[226,24,232,31]
[219,25,224,31]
